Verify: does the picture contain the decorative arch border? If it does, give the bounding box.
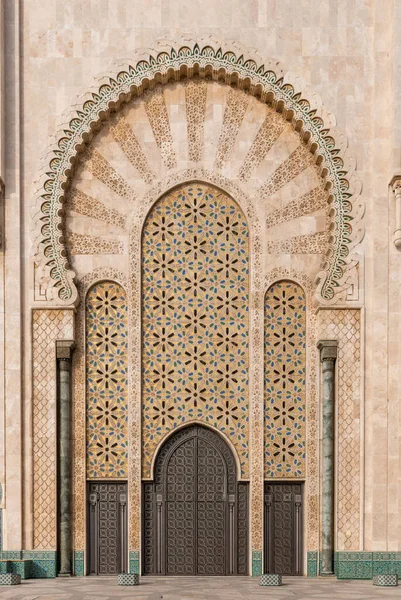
[149,420,242,481]
[36,41,362,305]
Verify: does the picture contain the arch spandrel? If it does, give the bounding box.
[34,42,363,307]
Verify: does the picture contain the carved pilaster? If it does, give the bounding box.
[390,175,401,248]
[317,340,338,576]
[56,340,75,576]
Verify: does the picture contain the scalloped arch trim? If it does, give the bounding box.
[38,43,355,303]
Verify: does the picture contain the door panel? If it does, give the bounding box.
[197,437,226,575]
[166,438,196,575]
[264,482,303,576]
[88,482,128,575]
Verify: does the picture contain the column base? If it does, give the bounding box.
[57,572,72,577]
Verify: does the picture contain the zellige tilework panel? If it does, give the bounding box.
[86,282,128,478]
[142,183,249,478]
[264,281,306,477]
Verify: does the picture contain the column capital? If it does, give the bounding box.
[56,340,75,361]
[317,340,338,362]
[390,175,401,248]
[390,174,401,195]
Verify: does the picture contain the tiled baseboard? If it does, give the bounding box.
[0,551,57,578]
[73,551,84,576]
[129,550,140,574]
[307,551,401,579]
[251,550,263,577]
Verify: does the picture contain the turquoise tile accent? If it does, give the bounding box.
[0,551,22,560]
[252,550,262,577]
[337,551,373,561]
[0,561,8,574]
[73,551,84,577]
[0,560,32,579]
[336,552,373,580]
[373,552,401,561]
[129,550,140,574]
[337,561,372,580]
[22,551,57,578]
[372,561,401,577]
[307,551,318,577]
[7,560,32,580]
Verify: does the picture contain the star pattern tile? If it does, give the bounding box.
[264,281,306,477]
[142,183,249,478]
[86,282,128,478]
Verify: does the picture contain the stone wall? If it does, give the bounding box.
[0,0,400,576]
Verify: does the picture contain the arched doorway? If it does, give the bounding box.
[143,425,248,575]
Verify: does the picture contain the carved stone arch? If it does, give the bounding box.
[34,42,362,306]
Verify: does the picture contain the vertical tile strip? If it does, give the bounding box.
[32,310,74,550]
[185,80,208,162]
[144,87,177,171]
[214,88,249,170]
[110,117,155,184]
[238,112,285,182]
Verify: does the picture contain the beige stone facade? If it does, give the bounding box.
[0,0,400,580]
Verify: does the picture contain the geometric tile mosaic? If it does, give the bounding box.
[32,309,74,549]
[86,282,128,478]
[142,183,249,478]
[129,550,140,575]
[264,281,306,477]
[318,310,361,550]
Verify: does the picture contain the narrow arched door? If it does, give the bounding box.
[143,425,248,575]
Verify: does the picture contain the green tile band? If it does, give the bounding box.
[129,550,140,574]
[73,551,84,576]
[252,550,262,577]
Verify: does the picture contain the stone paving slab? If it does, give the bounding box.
[0,576,400,600]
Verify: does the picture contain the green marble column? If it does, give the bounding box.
[56,341,75,577]
[317,340,338,576]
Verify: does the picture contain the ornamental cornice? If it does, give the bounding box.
[34,39,363,305]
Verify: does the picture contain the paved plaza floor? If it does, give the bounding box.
[0,577,401,600]
[1,576,401,600]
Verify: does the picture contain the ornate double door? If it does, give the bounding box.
[264,482,303,576]
[143,425,248,575]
